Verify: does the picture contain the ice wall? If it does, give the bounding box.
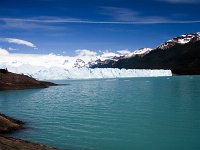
[0,64,172,80]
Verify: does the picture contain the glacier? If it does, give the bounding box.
[0,53,172,80]
[0,63,172,80]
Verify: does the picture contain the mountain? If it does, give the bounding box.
[90,48,153,68]
[158,32,200,50]
[124,48,153,58]
[91,32,200,75]
[1,32,198,78]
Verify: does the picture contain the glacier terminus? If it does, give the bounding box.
[0,53,172,80]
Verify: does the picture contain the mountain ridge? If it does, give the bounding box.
[90,32,200,75]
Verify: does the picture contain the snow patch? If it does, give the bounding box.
[124,48,152,58]
[158,32,200,50]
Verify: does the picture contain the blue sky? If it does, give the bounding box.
[0,0,200,56]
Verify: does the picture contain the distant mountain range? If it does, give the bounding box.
[0,32,199,76]
[90,32,200,75]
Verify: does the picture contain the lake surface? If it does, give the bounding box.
[0,76,200,150]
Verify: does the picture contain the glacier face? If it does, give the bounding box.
[0,63,172,80]
[0,53,172,80]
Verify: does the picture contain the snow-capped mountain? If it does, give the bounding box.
[124,48,153,58]
[90,48,153,68]
[73,59,86,68]
[91,32,200,75]
[158,32,200,50]
[0,32,199,79]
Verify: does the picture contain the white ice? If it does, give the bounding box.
[0,53,172,80]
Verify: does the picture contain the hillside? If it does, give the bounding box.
[0,69,56,90]
[113,41,200,75]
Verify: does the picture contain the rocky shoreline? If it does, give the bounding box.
[0,136,57,150]
[0,69,57,90]
[0,113,24,134]
[0,70,58,149]
[0,114,57,150]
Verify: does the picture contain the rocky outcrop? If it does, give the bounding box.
[0,113,24,134]
[0,71,56,90]
[0,114,57,150]
[0,136,57,150]
[0,71,58,149]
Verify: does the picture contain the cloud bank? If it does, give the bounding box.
[101,51,120,58]
[117,49,131,55]
[0,48,9,55]
[76,49,97,57]
[0,50,110,69]
[0,48,132,69]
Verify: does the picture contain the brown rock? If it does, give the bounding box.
[0,114,58,150]
[0,114,24,134]
[0,71,57,90]
[0,136,57,150]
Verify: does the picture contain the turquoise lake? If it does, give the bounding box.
[0,76,200,150]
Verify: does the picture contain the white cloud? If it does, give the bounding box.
[76,49,97,57]
[0,48,9,55]
[0,48,131,69]
[117,49,131,55]
[0,38,37,48]
[0,50,113,70]
[101,51,120,59]
[8,47,17,51]
[158,0,199,3]
[1,16,200,26]
[0,17,70,30]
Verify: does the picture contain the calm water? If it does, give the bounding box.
[0,76,200,150]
